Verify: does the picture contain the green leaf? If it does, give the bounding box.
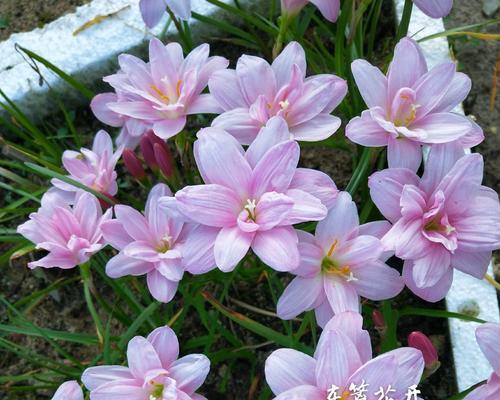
[398,306,486,323]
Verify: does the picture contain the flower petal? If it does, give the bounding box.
[214,226,254,272]
[170,354,210,395]
[252,227,300,272]
[277,275,324,320]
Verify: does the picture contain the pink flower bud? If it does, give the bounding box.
[153,143,174,178]
[140,133,157,170]
[123,149,145,180]
[408,331,439,370]
[372,309,386,329]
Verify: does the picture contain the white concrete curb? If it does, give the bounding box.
[395,1,500,392]
[0,0,259,121]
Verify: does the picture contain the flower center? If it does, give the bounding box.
[149,383,164,400]
[424,219,455,235]
[244,198,257,221]
[150,84,171,103]
[151,79,183,105]
[321,240,357,282]
[155,235,172,253]
[391,88,419,128]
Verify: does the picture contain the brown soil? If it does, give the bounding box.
[0,0,89,41]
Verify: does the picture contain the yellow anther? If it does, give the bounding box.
[327,239,338,257]
[150,85,170,103]
[176,80,182,97]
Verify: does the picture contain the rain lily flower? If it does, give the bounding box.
[369,143,500,302]
[140,0,191,28]
[175,121,329,273]
[52,381,83,400]
[17,191,111,269]
[413,0,453,18]
[82,326,210,400]
[464,323,500,400]
[277,192,404,327]
[51,130,121,199]
[265,311,424,399]
[209,41,347,144]
[346,37,478,171]
[281,0,340,22]
[92,38,228,142]
[101,184,218,303]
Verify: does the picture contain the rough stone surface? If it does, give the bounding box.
[395,1,500,392]
[483,0,500,17]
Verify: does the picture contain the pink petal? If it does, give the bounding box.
[289,113,341,142]
[368,168,419,223]
[433,72,471,113]
[271,41,307,88]
[139,0,166,28]
[265,349,317,395]
[323,276,360,314]
[351,59,387,109]
[277,275,324,320]
[282,189,327,225]
[52,381,83,400]
[315,192,359,250]
[208,69,248,111]
[169,354,210,395]
[255,192,294,230]
[182,225,218,274]
[175,184,241,227]
[147,326,179,369]
[310,0,340,22]
[114,205,154,242]
[476,323,500,375]
[165,0,191,20]
[274,385,324,400]
[383,347,425,394]
[127,336,162,378]
[351,260,404,301]
[106,253,153,278]
[412,112,472,144]
[146,269,179,303]
[236,55,276,105]
[88,379,146,400]
[82,365,134,390]
[412,247,452,288]
[252,227,300,272]
[413,0,453,18]
[314,300,334,328]
[315,329,362,390]
[107,101,158,120]
[290,168,338,209]
[194,128,251,195]
[153,116,187,140]
[211,108,261,145]
[251,140,300,198]
[336,235,382,266]
[214,226,254,272]
[403,259,453,302]
[91,93,123,127]
[187,94,223,114]
[451,249,491,279]
[387,137,422,171]
[345,110,390,147]
[295,237,323,277]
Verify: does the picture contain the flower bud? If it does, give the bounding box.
[139,133,157,170]
[281,0,308,16]
[153,143,174,178]
[408,331,440,375]
[372,309,387,336]
[122,149,145,180]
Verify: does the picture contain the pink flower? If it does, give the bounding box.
[17,191,111,269]
[413,0,453,18]
[51,130,121,198]
[465,323,500,400]
[139,0,191,28]
[277,192,404,327]
[52,381,83,400]
[92,39,228,142]
[369,143,500,302]
[209,42,347,144]
[101,184,218,303]
[281,0,340,22]
[175,120,330,273]
[82,326,210,400]
[265,311,424,399]
[346,37,480,171]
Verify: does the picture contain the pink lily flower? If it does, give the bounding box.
[277,192,404,327]
[93,38,228,142]
[17,191,112,269]
[265,311,425,399]
[51,130,121,198]
[346,37,480,171]
[369,143,500,302]
[139,0,191,28]
[52,381,83,400]
[281,0,340,22]
[209,41,347,144]
[175,121,329,273]
[82,326,210,400]
[413,0,453,18]
[101,184,218,303]
[465,323,500,400]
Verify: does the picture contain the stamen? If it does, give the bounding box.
[327,240,338,257]
[279,99,290,110]
[244,199,257,220]
[150,85,170,103]
[176,80,182,97]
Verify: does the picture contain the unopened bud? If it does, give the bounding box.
[153,143,174,178]
[372,309,386,335]
[139,133,157,170]
[122,149,145,180]
[408,331,440,376]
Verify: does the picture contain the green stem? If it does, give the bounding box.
[80,262,105,347]
[396,0,413,41]
[346,147,373,196]
[273,14,291,59]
